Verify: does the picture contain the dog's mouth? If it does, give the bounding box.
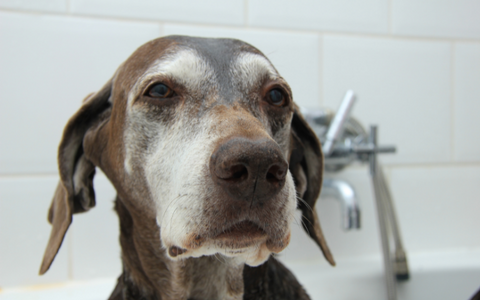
[166,220,291,264]
[214,220,267,242]
[167,221,268,258]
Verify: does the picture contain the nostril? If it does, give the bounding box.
[217,164,248,182]
[266,164,287,183]
[228,165,248,182]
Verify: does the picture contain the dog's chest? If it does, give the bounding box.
[171,257,244,300]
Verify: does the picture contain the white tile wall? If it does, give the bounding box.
[1,0,480,291]
[392,0,480,39]
[0,12,160,174]
[70,174,121,281]
[0,176,69,288]
[0,173,121,288]
[248,0,389,34]
[71,0,245,26]
[163,24,321,108]
[389,165,480,252]
[0,0,67,13]
[453,42,480,162]
[323,35,452,165]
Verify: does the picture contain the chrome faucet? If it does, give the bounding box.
[302,92,363,231]
[303,91,408,300]
[321,178,360,230]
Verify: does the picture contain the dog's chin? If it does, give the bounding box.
[163,229,292,267]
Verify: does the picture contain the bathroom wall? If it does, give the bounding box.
[1,0,479,288]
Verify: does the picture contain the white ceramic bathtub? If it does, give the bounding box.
[285,249,480,300]
[2,249,479,300]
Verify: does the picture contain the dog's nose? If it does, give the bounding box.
[210,137,288,202]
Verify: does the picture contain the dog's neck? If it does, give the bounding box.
[113,197,245,300]
[169,256,245,300]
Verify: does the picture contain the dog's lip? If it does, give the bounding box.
[214,220,267,241]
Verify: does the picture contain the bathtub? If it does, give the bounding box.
[1,249,479,300]
[284,249,480,300]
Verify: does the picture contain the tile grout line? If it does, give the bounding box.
[1,8,480,43]
[380,161,480,169]
[450,42,456,163]
[0,8,168,27]
[0,173,58,179]
[318,33,324,107]
[333,160,480,170]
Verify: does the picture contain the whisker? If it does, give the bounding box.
[300,215,311,235]
[160,193,188,225]
[301,214,313,226]
[213,253,227,266]
[296,196,313,212]
[168,207,179,232]
[292,215,302,227]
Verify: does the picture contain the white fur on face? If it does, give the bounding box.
[124,48,216,174]
[123,48,297,267]
[127,48,216,108]
[230,52,279,90]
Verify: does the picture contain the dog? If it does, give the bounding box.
[39,35,335,300]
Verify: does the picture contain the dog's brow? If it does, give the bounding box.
[156,49,215,86]
[231,52,279,88]
[128,49,216,106]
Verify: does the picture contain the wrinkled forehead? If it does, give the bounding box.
[125,36,280,103]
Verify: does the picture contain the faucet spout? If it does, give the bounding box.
[321,178,361,230]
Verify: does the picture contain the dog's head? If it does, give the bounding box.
[40,36,335,274]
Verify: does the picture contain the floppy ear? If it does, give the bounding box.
[289,104,335,266]
[39,79,112,275]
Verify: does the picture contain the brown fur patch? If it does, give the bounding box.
[267,231,291,253]
[184,233,205,249]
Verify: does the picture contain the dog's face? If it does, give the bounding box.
[39,36,335,275]
[120,37,296,265]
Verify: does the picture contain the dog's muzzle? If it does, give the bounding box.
[209,137,288,204]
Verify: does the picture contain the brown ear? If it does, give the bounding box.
[289,104,335,266]
[39,79,112,275]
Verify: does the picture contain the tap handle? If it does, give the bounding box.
[323,90,356,156]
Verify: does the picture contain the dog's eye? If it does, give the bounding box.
[268,89,285,106]
[147,83,173,98]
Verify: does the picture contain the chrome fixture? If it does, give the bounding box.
[321,178,360,230]
[322,90,356,156]
[303,91,409,300]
